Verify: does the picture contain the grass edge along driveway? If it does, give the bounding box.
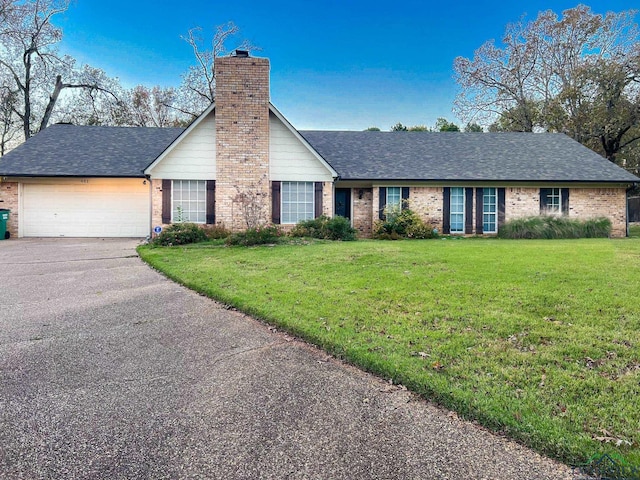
[138,237,640,467]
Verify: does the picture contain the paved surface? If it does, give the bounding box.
[0,238,574,479]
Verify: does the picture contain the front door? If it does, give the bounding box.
[334,188,351,220]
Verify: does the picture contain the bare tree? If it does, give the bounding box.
[0,0,122,144]
[175,22,256,119]
[454,5,640,165]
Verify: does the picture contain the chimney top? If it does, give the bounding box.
[231,49,250,58]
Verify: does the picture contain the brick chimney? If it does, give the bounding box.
[214,51,271,230]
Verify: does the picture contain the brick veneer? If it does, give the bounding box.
[151,180,164,231]
[215,55,270,231]
[570,187,627,237]
[0,181,18,237]
[352,188,373,237]
[357,186,629,238]
[406,187,444,231]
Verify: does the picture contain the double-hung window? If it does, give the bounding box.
[450,187,465,233]
[386,187,402,216]
[282,181,314,224]
[172,180,206,223]
[483,188,497,233]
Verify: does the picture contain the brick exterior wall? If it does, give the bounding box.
[569,187,627,237]
[0,181,18,238]
[352,188,373,237]
[505,187,539,219]
[215,55,270,231]
[322,182,333,217]
[355,185,629,238]
[151,179,164,232]
[406,187,444,232]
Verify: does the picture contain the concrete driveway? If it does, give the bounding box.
[0,238,573,479]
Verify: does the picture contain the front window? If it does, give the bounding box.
[483,188,497,233]
[282,181,314,224]
[545,188,561,213]
[450,187,465,233]
[386,187,401,217]
[172,180,206,223]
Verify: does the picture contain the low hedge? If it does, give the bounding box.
[498,216,611,239]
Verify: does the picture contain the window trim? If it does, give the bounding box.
[540,188,569,215]
[281,181,315,224]
[483,187,497,233]
[450,187,465,234]
[171,180,207,224]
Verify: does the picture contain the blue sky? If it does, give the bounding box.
[57,0,638,130]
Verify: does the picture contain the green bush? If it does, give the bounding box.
[203,224,231,240]
[153,223,208,246]
[225,225,282,246]
[290,216,357,241]
[373,208,437,239]
[498,216,611,239]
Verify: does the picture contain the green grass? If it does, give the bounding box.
[138,238,640,466]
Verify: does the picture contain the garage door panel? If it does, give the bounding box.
[23,180,149,237]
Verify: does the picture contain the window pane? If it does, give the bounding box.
[483,188,497,233]
[172,180,207,224]
[450,187,465,233]
[282,181,314,224]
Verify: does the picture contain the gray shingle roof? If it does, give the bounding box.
[0,124,184,177]
[300,131,640,183]
[1,124,637,184]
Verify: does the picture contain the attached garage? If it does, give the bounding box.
[21,179,149,237]
[0,124,184,238]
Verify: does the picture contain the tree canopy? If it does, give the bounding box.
[454,5,640,169]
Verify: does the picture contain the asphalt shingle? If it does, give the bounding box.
[0,124,184,177]
[300,131,640,183]
[1,125,638,184]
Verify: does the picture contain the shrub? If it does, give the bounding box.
[203,224,231,240]
[290,216,357,241]
[373,208,437,240]
[498,216,611,239]
[225,224,282,246]
[153,223,208,246]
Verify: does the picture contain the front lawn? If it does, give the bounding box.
[138,238,640,466]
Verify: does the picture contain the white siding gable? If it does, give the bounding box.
[269,112,333,182]
[148,112,216,180]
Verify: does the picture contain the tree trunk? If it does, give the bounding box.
[39,75,63,132]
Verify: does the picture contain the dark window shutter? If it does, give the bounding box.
[314,182,323,218]
[161,179,171,224]
[379,187,387,220]
[475,188,484,234]
[465,187,473,234]
[561,188,569,215]
[401,187,410,210]
[540,188,551,212]
[206,180,215,224]
[442,187,451,234]
[271,181,281,224]
[498,188,506,228]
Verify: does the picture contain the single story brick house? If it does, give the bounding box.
[0,51,638,238]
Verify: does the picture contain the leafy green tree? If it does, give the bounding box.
[435,117,460,132]
[464,122,483,132]
[408,125,430,131]
[391,122,408,131]
[364,126,381,131]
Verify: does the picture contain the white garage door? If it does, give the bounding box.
[23,179,149,237]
